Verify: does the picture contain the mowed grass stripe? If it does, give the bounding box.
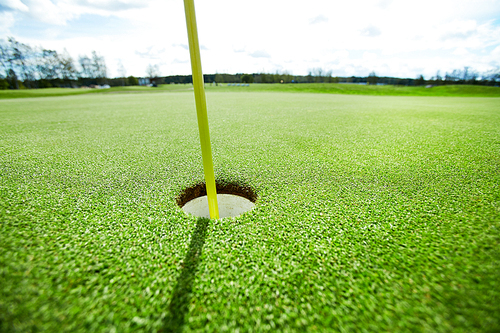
[0,92,499,332]
[213,83,500,97]
[1,83,499,100]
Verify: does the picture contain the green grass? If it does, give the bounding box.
[0,84,192,99]
[213,83,500,97]
[1,92,499,332]
[1,83,499,99]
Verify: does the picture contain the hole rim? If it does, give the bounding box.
[176,181,258,208]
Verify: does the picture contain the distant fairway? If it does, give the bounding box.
[1,83,499,99]
[216,82,500,97]
[1,91,499,332]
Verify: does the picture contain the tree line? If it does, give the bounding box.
[152,67,500,86]
[0,37,138,89]
[204,67,499,86]
[1,37,499,90]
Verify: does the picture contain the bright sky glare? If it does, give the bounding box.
[1,0,500,79]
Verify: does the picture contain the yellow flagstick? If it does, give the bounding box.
[183,0,219,219]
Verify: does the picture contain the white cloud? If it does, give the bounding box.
[173,43,188,50]
[249,50,271,58]
[0,11,15,35]
[173,58,188,64]
[18,0,73,25]
[377,0,393,9]
[232,43,246,53]
[5,0,154,26]
[0,0,28,11]
[363,52,378,62]
[134,46,166,60]
[309,15,328,25]
[360,25,381,37]
[453,47,469,56]
[492,45,500,57]
[74,0,147,11]
[2,0,500,78]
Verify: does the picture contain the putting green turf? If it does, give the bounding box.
[1,92,499,332]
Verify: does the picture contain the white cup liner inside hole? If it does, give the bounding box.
[182,194,255,218]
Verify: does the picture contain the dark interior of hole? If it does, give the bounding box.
[177,182,257,207]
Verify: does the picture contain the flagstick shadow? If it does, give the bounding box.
[161,217,210,333]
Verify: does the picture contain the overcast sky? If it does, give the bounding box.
[1,0,500,79]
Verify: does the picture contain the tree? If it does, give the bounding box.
[145,64,161,86]
[272,71,282,83]
[435,70,442,85]
[282,71,293,83]
[0,40,8,77]
[117,62,126,86]
[39,49,61,80]
[77,51,107,85]
[0,78,8,90]
[325,70,333,83]
[127,76,138,86]
[306,71,314,83]
[483,67,500,84]
[91,51,107,83]
[0,38,25,89]
[8,38,37,88]
[367,71,378,85]
[260,73,269,83]
[59,50,77,85]
[415,75,425,86]
[7,38,25,88]
[450,69,462,82]
[7,68,18,89]
[78,55,92,79]
[146,64,160,78]
[462,66,478,84]
[312,68,324,82]
[214,73,224,84]
[463,67,469,81]
[241,74,253,83]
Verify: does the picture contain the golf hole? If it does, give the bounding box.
[177,182,257,219]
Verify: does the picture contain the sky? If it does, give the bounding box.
[1,0,500,79]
